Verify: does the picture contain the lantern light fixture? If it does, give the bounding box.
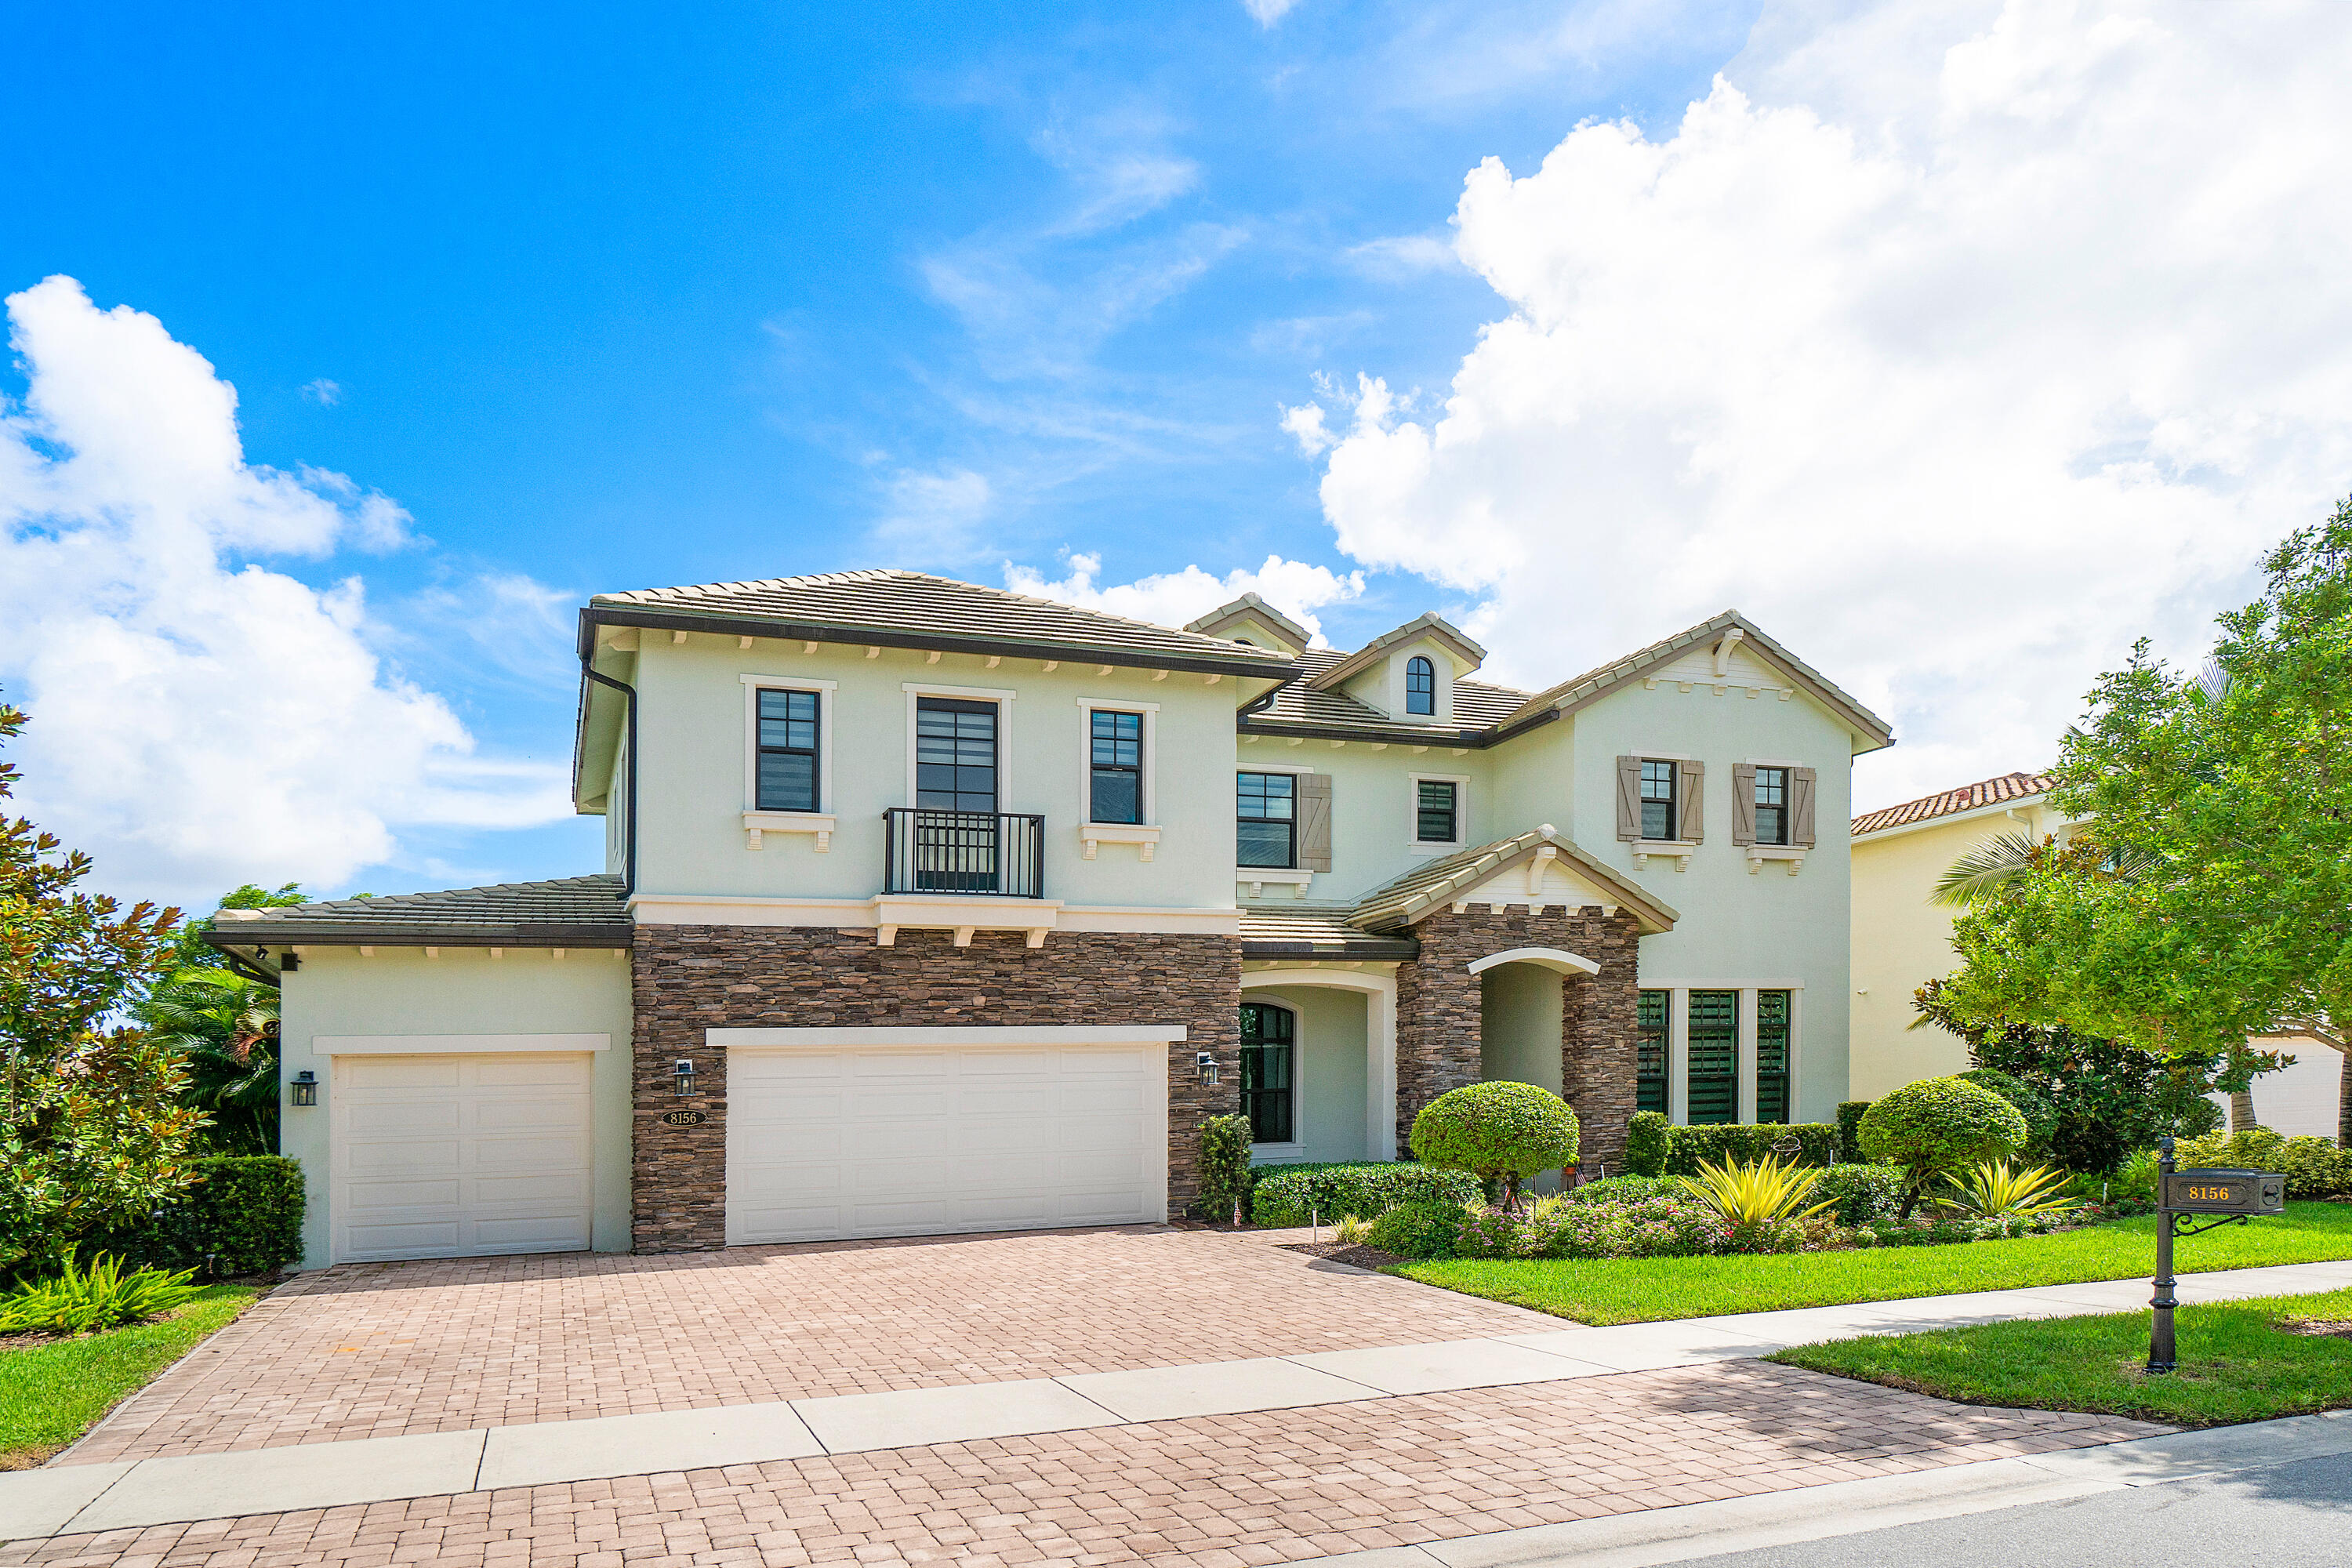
[1195,1051,1219,1087]
[290,1070,318,1107]
[673,1058,696,1098]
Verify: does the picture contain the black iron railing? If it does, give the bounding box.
[882,809,1046,898]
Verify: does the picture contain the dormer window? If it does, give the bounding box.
[1406,656,1436,716]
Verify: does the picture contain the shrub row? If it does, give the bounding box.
[2174,1127,2352,1198]
[1621,1112,1838,1176]
[1250,1161,1481,1228]
[85,1156,304,1279]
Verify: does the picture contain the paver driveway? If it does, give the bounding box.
[67,1225,1556,1464]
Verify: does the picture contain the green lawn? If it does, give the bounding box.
[0,1285,259,1468]
[1774,1287,2352,1427]
[1392,1202,2352,1325]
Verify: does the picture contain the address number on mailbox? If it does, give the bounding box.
[2162,1168,2285,1215]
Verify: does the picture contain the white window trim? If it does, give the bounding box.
[1406,771,1470,854]
[1632,749,1697,762]
[1643,982,1805,1128]
[903,682,1017,808]
[1076,697,1160,860]
[739,675,837,850]
[1740,757,1810,768]
[1238,761,1317,775]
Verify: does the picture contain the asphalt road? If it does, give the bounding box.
[1675,1451,2352,1567]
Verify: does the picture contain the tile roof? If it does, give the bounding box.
[1185,593,1312,652]
[202,875,633,949]
[1247,649,1534,738]
[1347,827,1679,935]
[591,570,1294,674]
[1850,771,2056,838]
[1240,909,1420,960]
[1305,613,1486,691]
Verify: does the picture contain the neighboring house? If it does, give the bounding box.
[1847,771,2064,1098]
[208,572,1892,1269]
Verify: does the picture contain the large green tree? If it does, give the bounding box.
[1936,499,2352,1144]
[0,696,206,1276]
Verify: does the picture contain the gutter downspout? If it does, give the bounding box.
[582,657,640,896]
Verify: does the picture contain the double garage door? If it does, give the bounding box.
[725,1040,1167,1245]
[331,1053,594,1263]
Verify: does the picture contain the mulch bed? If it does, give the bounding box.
[1282,1240,1410,1270]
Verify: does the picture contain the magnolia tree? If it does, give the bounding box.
[1937,499,2352,1145]
[0,696,205,1276]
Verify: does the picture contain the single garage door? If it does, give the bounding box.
[332,1053,593,1262]
[726,1041,1166,1244]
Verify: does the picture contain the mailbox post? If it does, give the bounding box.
[2147,1135,2288,1374]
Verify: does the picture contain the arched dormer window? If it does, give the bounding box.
[1405,655,1436,716]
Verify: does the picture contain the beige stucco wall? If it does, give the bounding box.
[1479,963,1566,1098]
[278,946,635,1269]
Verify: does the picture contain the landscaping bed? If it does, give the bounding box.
[0,1283,260,1469]
[1392,1201,2352,1324]
[1773,1287,2352,1428]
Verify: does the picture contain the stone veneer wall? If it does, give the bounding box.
[630,924,1241,1253]
[1394,906,1642,1171]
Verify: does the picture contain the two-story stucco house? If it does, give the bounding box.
[206,571,1893,1269]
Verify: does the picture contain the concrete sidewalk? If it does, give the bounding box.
[4,1257,2342,1544]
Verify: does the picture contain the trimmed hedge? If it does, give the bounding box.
[2176,1128,2352,1199]
[1197,1116,1254,1222]
[1367,1200,1465,1260]
[90,1156,303,1279]
[1836,1101,1872,1164]
[1808,1163,1907,1227]
[1625,1111,1672,1178]
[1250,1161,1481,1228]
[1661,1122,1839,1175]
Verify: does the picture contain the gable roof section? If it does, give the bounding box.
[1850,770,2055,838]
[1306,612,1486,691]
[1349,827,1679,935]
[201,875,633,952]
[586,570,1296,677]
[1246,648,1533,739]
[1492,611,1895,752]
[1185,593,1312,654]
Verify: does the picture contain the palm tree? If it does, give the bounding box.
[137,967,281,1154]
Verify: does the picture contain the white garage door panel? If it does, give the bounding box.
[727,1042,1166,1244]
[332,1053,593,1263]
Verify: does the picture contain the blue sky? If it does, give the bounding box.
[7,1,2348,909]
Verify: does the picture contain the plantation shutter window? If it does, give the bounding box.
[1730,763,1758,846]
[1636,991,1669,1115]
[1686,989,1739,1125]
[1297,773,1334,872]
[1675,760,1705,843]
[1755,991,1792,1123]
[1614,756,1642,840]
[1791,767,1818,848]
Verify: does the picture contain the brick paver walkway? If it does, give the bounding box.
[9,1361,2165,1568]
[69,1227,1555,1463]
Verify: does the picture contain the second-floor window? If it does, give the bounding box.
[1405,655,1436,715]
[756,689,822,812]
[1237,771,1295,867]
[1416,779,1457,843]
[916,697,998,813]
[1753,766,1790,846]
[1639,760,1678,840]
[1089,710,1143,824]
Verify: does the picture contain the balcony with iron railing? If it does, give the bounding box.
[881,808,1047,898]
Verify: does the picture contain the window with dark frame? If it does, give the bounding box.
[1639,760,1678,840]
[1636,989,1669,1115]
[1756,989,1792,1123]
[1237,771,1297,868]
[1753,767,1790,846]
[1405,655,1436,716]
[1239,1001,1295,1144]
[1415,779,1457,843]
[755,688,821,813]
[1686,989,1739,1124]
[1088,710,1143,824]
[914,697,998,813]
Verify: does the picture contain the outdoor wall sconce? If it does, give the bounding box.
[289,1070,318,1107]
[1195,1051,1220,1087]
[673,1058,696,1097]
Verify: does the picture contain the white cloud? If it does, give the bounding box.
[872,467,995,561]
[1299,0,2352,810]
[0,276,571,905]
[1343,233,1463,278]
[1005,552,1364,644]
[1279,401,1333,456]
[299,377,340,406]
[1243,0,1308,26]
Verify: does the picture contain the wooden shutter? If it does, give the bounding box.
[1791,767,1818,848]
[1297,773,1334,872]
[1731,763,1758,846]
[1614,756,1642,841]
[1676,760,1704,844]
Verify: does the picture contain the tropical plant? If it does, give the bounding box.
[1672,1154,1835,1247]
[1408,1081,1580,1211]
[1859,1077,2029,1218]
[1334,1213,1370,1247]
[0,1252,198,1335]
[1941,1160,2082,1227]
[137,967,281,1154]
[1,695,205,1278]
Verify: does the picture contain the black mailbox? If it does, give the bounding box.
[2162,1168,2286,1216]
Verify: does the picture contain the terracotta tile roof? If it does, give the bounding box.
[1247,648,1534,738]
[202,875,633,948]
[591,570,1294,674]
[1239,909,1419,960]
[1849,771,2056,838]
[1346,827,1679,935]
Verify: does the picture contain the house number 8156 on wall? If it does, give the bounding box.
[662,1109,706,1127]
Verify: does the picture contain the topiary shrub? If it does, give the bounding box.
[1366,1200,1465,1260]
[1858,1076,2028,1217]
[1624,1111,1671,1178]
[1196,1116,1254,1224]
[1249,1162,1480,1228]
[1662,1123,1838,1174]
[89,1156,305,1279]
[1410,1082,1579,1210]
[1835,1101,1873,1164]
[1808,1163,1905,1227]
[1957,1069,2058,1160]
